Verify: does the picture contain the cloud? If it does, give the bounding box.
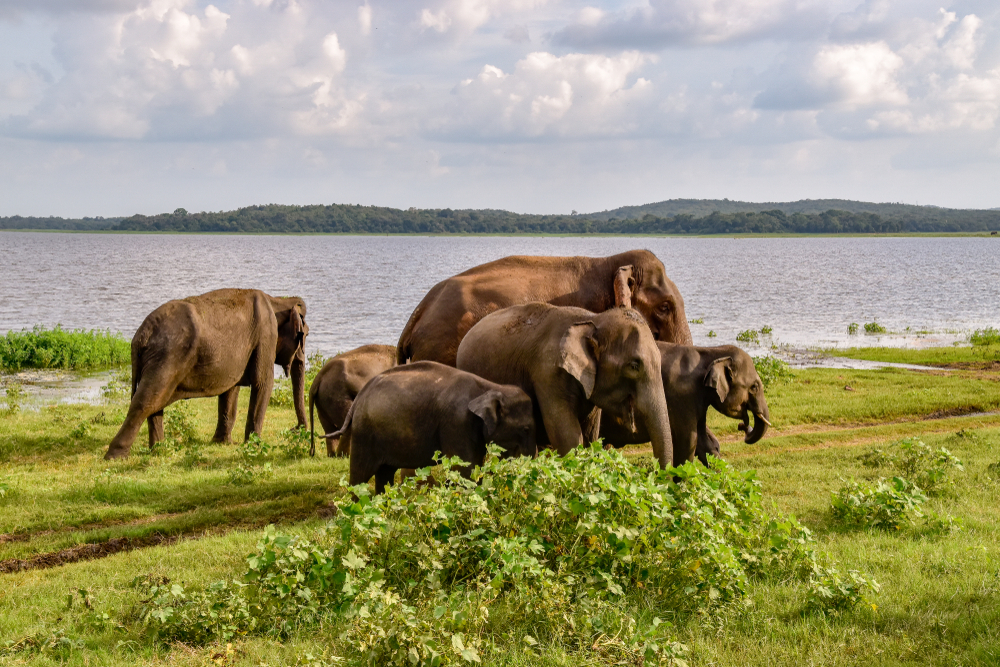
[416,0,550,38]
[553,0,830,50]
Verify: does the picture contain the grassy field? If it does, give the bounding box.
[2,357,999,666]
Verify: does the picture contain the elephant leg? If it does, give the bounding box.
[245,357,274,441]
[374,465,397,495]
[326,435,340,457]
[539,400,585,456]
[105,373,176,459]
[213,386,240,443]
[147,411,164,449]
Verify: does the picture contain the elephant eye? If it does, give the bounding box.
[629,360,642,372]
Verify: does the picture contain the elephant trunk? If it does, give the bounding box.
[291,352,307,428]
[743,390,770,444]
[638,383,673,470]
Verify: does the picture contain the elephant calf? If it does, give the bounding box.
[600,344,771,466]
[329,361,537,494]
[308,344,396,457]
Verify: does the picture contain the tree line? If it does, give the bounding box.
[3,203,999,234]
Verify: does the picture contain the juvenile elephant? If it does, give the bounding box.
[456,302,674,469]
[600,344,771,467]
[397,250,691,367]
[308,344,396,458]
[105,289,308,459]
[330,361,537,494]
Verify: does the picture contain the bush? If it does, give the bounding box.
[279,426,311,459]
[752,356,794,389]
[857,438,964,496]
[135,446,875,658]
[970,327,1000,346]
[0,325,130,371]
[228,433,275,484]
[736,329,760,344]
[831,477,928,530]
[863,321,887,335]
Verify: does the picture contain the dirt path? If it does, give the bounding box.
[0,534,179,574]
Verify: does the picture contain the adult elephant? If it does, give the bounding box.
[397,250,691,367]
[104,289,308,459]
[600,344,771,467]
[308,344,396,458]
[456,302,673,469]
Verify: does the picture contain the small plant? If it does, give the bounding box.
[848,322,859,335]
[707,330,717,338]
[239,433,274,462]
[268,377,294,408]
[228,462,273,485]
[70,421,93,440]
[807,566,880,614]
[863,321,887,334]
[279,426,311,459]
[760,325,773,335]
[970,327,1000,346]
[752,355,794,389]
[2,379,25,412]
[306,351,328,385]
[229,433,275,484]
[736,329,760,344]
[831,477,928,530]
[100,369,131,403]
[688,317,704,324]
[857,438,964,496]
[0,628,85,658]
[160,401,202,462]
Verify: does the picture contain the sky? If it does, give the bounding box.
[1,0,998,217]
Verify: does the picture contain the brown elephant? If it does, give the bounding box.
[397,250,691,367]
[456,302,674,468]
[104,289,308,459]
[308,344,396,458]
[330,361,537,494]
[600,344,771,467]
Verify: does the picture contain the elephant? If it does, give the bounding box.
[600,344,771,467]
[104,289,308,459]
[456,301,674,469]
[329,361,537,495]
[397,250,692,367]
[308,344,396,458]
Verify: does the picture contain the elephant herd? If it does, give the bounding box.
[104,249,772,494]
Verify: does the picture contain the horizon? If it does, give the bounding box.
[2,1,999,217]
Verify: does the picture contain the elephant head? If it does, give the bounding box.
[704,353,770,445]
[561,307,673,468]
[271,297,309,426]
[613,251,692,346]
[469,388,537,459]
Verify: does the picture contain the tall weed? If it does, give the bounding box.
[0,325,130,370]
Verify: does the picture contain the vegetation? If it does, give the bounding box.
[5,198,1000,234]
[2,356,1000,665]
[0,325,130,371]
[863,321,887,335]
[971,327,1000,346]
[833,344,1000,366]
[752,355,794,389]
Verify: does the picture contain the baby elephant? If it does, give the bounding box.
[600,344,771,466]
[309,344,396,457]
[329,361,537,494]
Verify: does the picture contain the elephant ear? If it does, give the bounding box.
[469,390,503,440]
[705,357,732,404]
[560,322,599,399]
[290,305,305,340]
[613,265,634,309]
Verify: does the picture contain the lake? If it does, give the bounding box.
[1,233,998,359]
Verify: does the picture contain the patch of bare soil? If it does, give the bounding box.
[0,534,179,574]
[932,360,1000,372]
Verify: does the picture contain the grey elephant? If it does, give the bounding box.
[308,344,396,458]
[456,301,674,469]
[329,361,537,494]
[397,250,692,367]
[600,344,771,467]
[105,289,308,459]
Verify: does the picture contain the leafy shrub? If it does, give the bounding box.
[736,329,760,344]
[0,325,130,371]
[160,401,202,462]
[970,327,1000,346]
[136,446,873,658]
[863,321,887,334]
[0,629,84,658]
[707,330,717,338]
[857,438,964,496]
[831,477,928,530]
[759,325,773,335]
[279,426,311,459]
[306,351,328,385]
[69,421,93,440]
[228,433,275,484]
[848,322,859,335]
[752,355,794,389]
[2,379,25,412]
[807,567,880,614]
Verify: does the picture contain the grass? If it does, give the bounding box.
[832,345,1000,366]
[0,326,130,371]
[2,357,1000,665]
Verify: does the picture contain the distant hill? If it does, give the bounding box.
[2,199,999,234]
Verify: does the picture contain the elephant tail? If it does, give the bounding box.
[309,384,317,457]
[395,304,423,365]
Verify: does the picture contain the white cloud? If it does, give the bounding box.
[813,42,907,109]
[357,2,371,36]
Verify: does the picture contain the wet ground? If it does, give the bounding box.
[0,369,118,410]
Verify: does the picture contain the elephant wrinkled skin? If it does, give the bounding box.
[397,250,691,367]
[105,289,308,459]
[600,344,770,466]
[331,361,537,494]
[456,302,674,469]
[308,344,396,457]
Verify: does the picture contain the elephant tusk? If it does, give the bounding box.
[756,414,772,427]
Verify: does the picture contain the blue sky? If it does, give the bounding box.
[1,0,998,216]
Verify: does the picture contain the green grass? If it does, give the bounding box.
[832,345,1000,366]
[0,326,131,371]
[2,362,1000,665]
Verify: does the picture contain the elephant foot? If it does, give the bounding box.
[104,446,130,460]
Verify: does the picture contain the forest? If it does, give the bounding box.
[3,199,999,234]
